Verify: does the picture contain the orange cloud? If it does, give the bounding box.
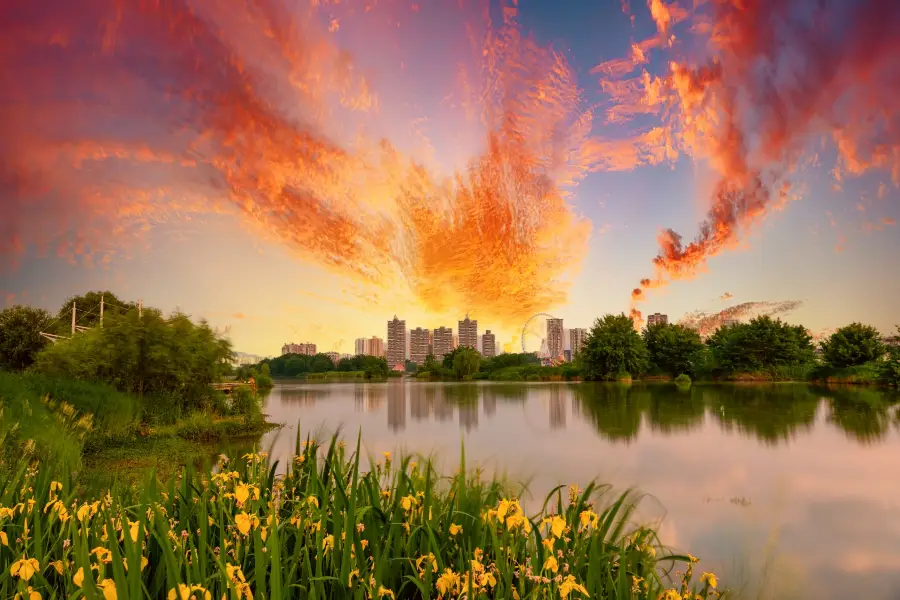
[678,300,803,338]
[0,0,600,328]
[233,313,246,320]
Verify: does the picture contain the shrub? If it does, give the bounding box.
[675,374,692,386]
[878,343,900,387]
[174,412,221,442]
[820,323,886,368]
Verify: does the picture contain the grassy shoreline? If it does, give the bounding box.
[0,433,725,599]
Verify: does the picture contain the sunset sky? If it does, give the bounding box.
[2,0,898,356]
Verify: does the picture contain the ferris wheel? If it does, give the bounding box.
[521,313,557,357]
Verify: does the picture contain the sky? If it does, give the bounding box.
[1,0,899,356]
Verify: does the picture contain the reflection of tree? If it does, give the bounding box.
[645,385,705,434]
[815,385,898,445]
[280,388,329,407]
[574,383,643,444]
[443,384,479,405]
[710,384,819,446]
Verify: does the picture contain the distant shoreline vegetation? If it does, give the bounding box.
[238,316,900,387]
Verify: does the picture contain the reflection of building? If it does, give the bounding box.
[282,342,316,356]
[549,387,565,429]
[458,315,478,349]
[647,313,668,327]
[481,330,497,358]
[387,382,406,432]
[482,388,497,417]
[410,328,430,365]
[547,318,564,359]
[354,385,386,412]
[354,337,385,357]
[387,316,406,367]
[570,328,587,358]
[433,327,454,361]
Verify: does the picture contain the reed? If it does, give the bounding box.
[0,430,723,599]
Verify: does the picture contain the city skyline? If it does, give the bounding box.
[3,0,898,357]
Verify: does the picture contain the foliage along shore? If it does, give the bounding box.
[0,290,279,490]
[0,433,724,600]
[245,315,900,387]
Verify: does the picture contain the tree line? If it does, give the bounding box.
[241,352,391,379]
[579,313,899,385]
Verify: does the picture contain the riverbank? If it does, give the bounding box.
[0,433,723,600]
[0,371,279,490]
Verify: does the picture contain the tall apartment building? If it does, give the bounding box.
[547,318,564,359]
[281,342,316,356]
[723,318,739,328]
[647,313,669,327]
[324,351,340,365]
[432,326,453,361]
[387,316,406,368]
[354,336,385,357]
[458,315,478,349]
[481,330,497,357]
[570,328,587,358]
[409,327,430,365]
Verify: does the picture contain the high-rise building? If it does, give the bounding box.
[409,327,430,365]
[647,313,668,327]
[355,336,385,357]
[432,327,453,361]
[481,330,497,357]
[458,315,478,349]
[281,342,316,356]
[547,318,564,359]
[723,318,739,328]
[324,351,340,365]
[570,328,587,358]
[387,316,406,367]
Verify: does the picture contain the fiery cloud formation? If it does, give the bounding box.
[719,292,733,301]
[0,0,596,326]
[606,0,900,324]
[678,300,803,338]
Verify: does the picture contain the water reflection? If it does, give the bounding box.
[291,382,898,445]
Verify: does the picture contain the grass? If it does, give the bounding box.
[0,431,725,600]
[307,371,368,380]
[807,362,882,384]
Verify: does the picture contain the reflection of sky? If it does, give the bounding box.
[258,381,900,600]
[4,0,900,356]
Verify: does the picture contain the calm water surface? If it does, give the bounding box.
[259,381,900,600]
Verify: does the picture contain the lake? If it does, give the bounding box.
[259,380,900,600]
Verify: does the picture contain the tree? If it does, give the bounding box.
[581,314,649,381]
[51,290,134,334]
[878,327,900,387]
[451,347,482,379]
[32,306,233,415]
[642,323,704,377]
[820,323,886,368]
[706,316,814,375]
[0,306,52,371]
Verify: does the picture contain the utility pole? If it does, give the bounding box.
[138,299,142,320]
[71,301,76,335]
[100,293,104,328]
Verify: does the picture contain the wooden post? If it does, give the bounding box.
[100,293,104,328]
[71,301,76,335]
[138,299,142,320]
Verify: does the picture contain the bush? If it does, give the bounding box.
[174,412,221,442]
[820,323,886,368]
[675,374,692,386]
[229,387,261,423]
[879,343,900,387]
